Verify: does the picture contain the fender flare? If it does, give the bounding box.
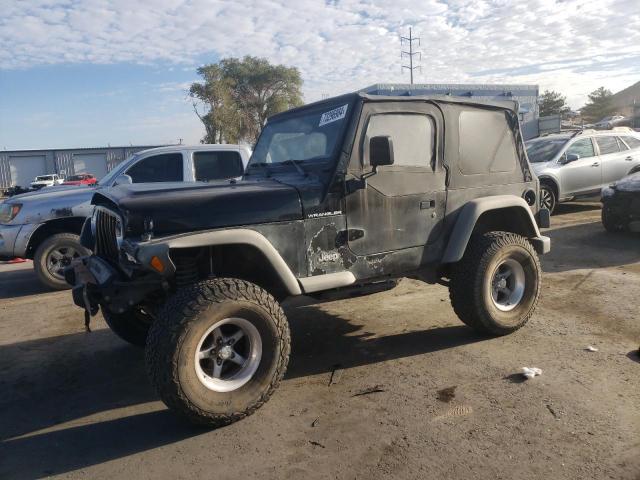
[144,228,303,296]
[441,195,546,264]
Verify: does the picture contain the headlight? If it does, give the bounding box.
[0,203,22,223]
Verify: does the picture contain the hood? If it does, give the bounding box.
[614,172,640,193]
[95,178,304,237]
[8,184,96,203]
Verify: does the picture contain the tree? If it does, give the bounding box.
[189,64,239,144]
[189,56,304,144]
[539,90,570,117]
[581,87,615,122]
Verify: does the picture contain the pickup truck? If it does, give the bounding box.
[0,144,251,289]
[31,174,64,189]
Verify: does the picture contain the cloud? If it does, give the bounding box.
[1,0,639,107]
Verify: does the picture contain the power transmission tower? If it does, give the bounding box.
[401,27,421,84]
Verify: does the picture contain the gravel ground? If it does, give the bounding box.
[0,203,638,480]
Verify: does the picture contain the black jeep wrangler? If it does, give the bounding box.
[68,92,551,425]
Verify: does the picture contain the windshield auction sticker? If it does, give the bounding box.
[319,104,348,127]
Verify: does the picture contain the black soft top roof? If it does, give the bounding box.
[268,91,518,123]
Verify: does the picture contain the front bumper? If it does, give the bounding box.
[530,235,551,255]
[68,255,166,314]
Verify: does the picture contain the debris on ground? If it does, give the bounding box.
[522,367,542,379]
[328,364,342,386]
[433,405,473,421]
[585,345,599,352]
[311,417,320,427]
[309,440,325,448]
[436,386,457,403]
[545,404,559,419]
[352,385,386,397]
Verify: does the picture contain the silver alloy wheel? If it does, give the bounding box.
[540,187,555,211]
[490,258,526,312]
[46,246,80,280]
[194,317,262,393]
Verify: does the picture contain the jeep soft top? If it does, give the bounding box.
[67,91,550,426]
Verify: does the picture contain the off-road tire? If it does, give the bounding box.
[102,307,154,347]
[601,206,625,232]
[145,278,290,426]
[33,233,89,290]
[539,184,557,214]
[449,232,541,336]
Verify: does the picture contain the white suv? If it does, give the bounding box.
[31,174,64,189]
[525,128,640,213]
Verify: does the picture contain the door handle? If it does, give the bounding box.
[420,200,436,209]
[591,162,600,167]
[625,156,633,161]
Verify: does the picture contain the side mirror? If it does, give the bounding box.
[113,174,133,186]
[370,136,394,170]
[561,153,580,164]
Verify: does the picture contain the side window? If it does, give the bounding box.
[365,114,434,169]
[566,139,595,159]
[194,151,244,181]
[615,137,629,151]
[126,153,184,183]
[458,109,517,175]
[621,136,640,149]
[595,137,620,155]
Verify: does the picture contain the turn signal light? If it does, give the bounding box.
[150,256,165,273]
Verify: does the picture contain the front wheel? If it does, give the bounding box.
[539,184,557,214]
[145,278,290,426]
[601,206,625,232]
[33,233,89,290]
[449,232,541,336]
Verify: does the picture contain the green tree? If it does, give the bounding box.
[581,87,615,121]
[189,64,239,144]
[189,56,304,144]
[539,90,570,117]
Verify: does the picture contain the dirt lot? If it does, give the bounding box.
[1,203,639,480]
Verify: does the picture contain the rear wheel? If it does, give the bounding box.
[539,184,557,214]
[602,206,625,232]
[449,232,541,336]
[145,278,290,426]
[33,233,89,290]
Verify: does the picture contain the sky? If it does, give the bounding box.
[1,0,639,150]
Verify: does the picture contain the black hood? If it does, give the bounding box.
[94,179,303,237]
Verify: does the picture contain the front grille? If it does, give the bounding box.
[94,207,121,262]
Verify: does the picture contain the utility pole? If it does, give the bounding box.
[401,27,421,84]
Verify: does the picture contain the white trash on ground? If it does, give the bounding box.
[521,367,542,379]
[585,345,599,352]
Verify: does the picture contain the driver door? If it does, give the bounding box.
[345,102,446,256]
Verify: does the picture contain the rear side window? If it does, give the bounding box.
[621,136,640,149]
[615,137,629,151]
[595,137,620,155]
[566,138,595,159]
[126,153,184,183]
[458,109,517,175]
[194,151,244,181]
[365,114,434,169]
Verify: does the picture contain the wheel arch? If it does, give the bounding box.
[441,195,547,264]
[161,229,302,297]
[538,175,559,199]
[25,216,87,259]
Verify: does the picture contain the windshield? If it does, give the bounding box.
[35,176,53,181]
[525,138,568,163]
[97,154,138,185]
[249,102,351,170]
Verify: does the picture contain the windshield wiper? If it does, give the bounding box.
[280,159,307,176]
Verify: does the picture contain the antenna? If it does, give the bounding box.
[401,27,421,85]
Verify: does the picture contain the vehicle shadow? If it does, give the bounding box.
[542,220,640,273]
[0,306,484,478]
[553,201,601,216]
[0,263,50,299]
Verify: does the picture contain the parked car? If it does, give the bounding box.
[67,91,551,426]
[0,144,250,289]
[594,115,627,129]
[2,185,31,197]
[30,174,64,189]
[525,128,640,213]
[601,172,640,232]
[62,173,97,186]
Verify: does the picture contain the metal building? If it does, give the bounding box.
[361,83,540,140]
[0,145,166,189]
